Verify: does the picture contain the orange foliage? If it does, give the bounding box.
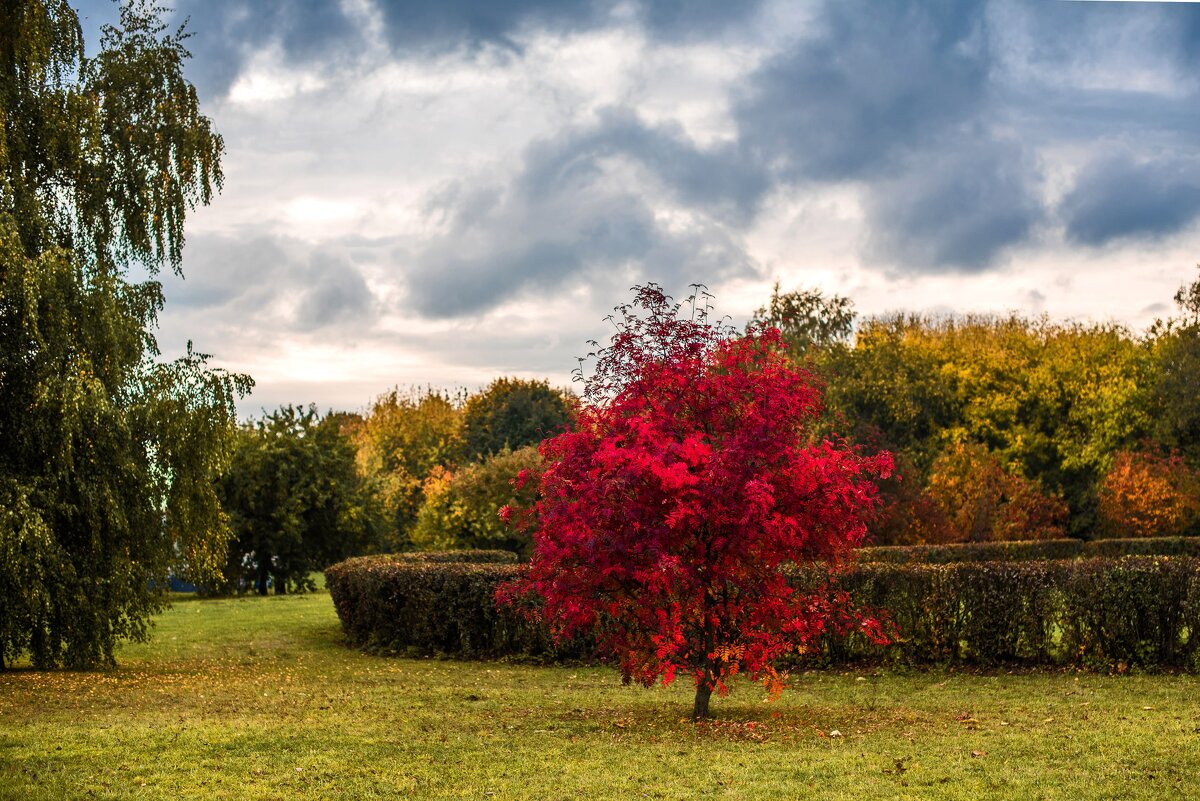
[1097,450,1200,538]
[926,443,1068,542]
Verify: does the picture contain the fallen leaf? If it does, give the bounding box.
[971,750,987,758]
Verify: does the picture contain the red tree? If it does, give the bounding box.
[500,285,891,719]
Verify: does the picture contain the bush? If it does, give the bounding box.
[326,553,1200,671]
[925,443,1069,542]
[329,550,518,569]
[1097,450,1200,539]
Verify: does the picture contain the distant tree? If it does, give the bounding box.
[866,449,955,546]
[462,377,574,461]
[220,406,377,594]
[500,285,891,720]
[1151,268,1200,466]
[1097,449,1200,539]
[824,313,1153,535]
[750,282,856,357]
[0,1,248,669]
[411,445,542,556]
[355,387,465,550]
[925,443,1068,542]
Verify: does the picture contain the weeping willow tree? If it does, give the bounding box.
[0,0,250,668]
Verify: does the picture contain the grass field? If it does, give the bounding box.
[1,593,1198,800]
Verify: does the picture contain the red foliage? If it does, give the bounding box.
[498,285,892,718]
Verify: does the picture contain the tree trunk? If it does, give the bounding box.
[256,561,270,596]
[693,682,713,721]
[275,575,287,595]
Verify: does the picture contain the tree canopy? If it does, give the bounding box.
[0,0,247,668]
[220,406,377,595]
[501,285,891,719]
[461,377,573,461]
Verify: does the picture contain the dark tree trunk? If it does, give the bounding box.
[256,561,270,596]
[275,575,287,595]
[693,682,713,721]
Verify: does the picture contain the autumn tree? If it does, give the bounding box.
[1097,449,1200,539]
[749,282,856,357]
[462,377,574,461]
[355,387,466,550]
[0,1,248,668]
[411,445,542,556]
[824,313,1153,535]
[1151,268,1200,466]
[501,285,891,720]
[925,443,1068,542]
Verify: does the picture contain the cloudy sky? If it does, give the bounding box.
[76,0,1200,416]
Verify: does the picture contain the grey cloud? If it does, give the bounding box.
[294,253,377,329]
[167,0,362,98]
[1142,302,1170,316]
[991,0,1200,74]
[168,235,292,311]
[520,108,769,224]
[166,234,381,334]
[734,0,990,182]
[164,0,764,97]
[409,181,751,319]
[733,0,1045,272]
[1060,154,1200,246]
[407,111,757,318]
[865,136,1043,271]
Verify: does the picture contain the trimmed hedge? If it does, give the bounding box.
[1083,537,1200,559]
[825,558,1200,669]
[324,553,589,659]
[326,554,1200,671]
[857,537,1200,565]
[857,539,1083,564]
[329,550,519,570]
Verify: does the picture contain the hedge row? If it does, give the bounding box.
[856,537,1200,565]
[324,553,588,659]
[821,558,1200,669]
[330,550,519,568]
[326,554,1200,670]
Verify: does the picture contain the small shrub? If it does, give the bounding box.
[410,446,541,556]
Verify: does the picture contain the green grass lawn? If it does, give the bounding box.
[2,593,1198,800]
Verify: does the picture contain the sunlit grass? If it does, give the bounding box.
[1,592,1198,799]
